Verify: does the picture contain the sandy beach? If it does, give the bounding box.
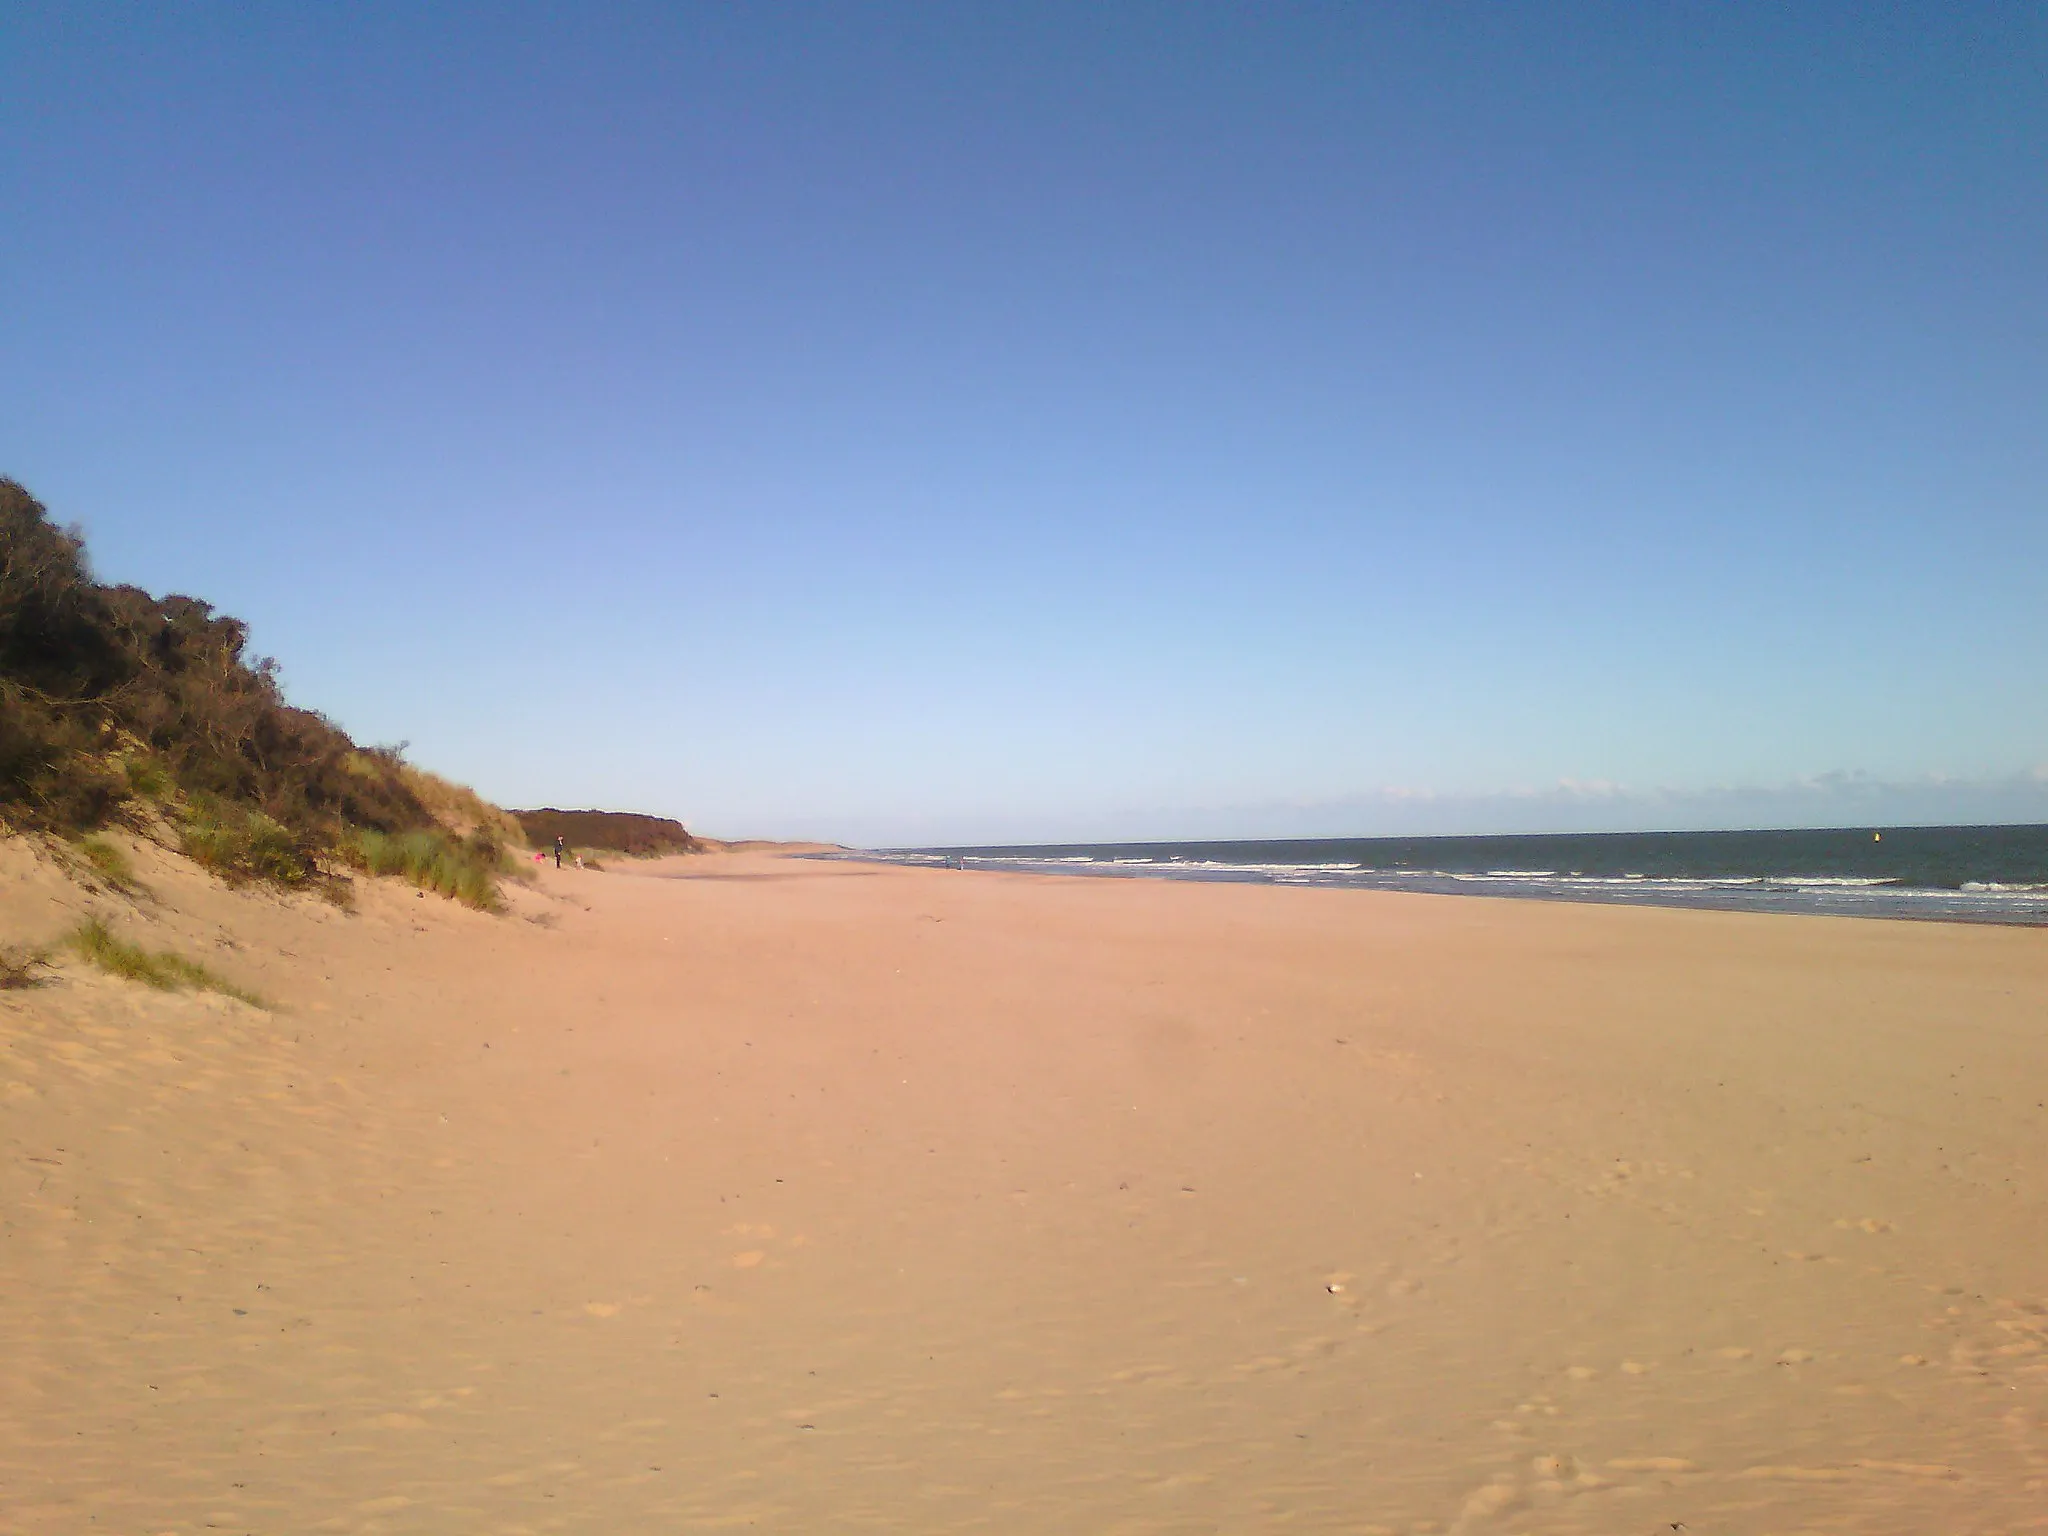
[4,843,2046,1533]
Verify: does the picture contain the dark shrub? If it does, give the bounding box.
[1,478,514,908]
[0,479,468,883]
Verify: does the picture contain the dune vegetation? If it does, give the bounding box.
[0,477,517,906]
[348,827,508,911]
[66,916,268,1008]
[76,831,139,889]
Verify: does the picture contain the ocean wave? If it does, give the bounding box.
[963,860,2014,894]
[1761,875,1901,888]
[844,835,2048,925]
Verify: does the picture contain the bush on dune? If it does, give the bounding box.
[1,477,512,910]
[179,798,325,889]
[2,479,429,840]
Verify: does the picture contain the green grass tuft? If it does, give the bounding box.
[67,917,268,1007]
[348,828,503,911]
[119,753,174,803]
[78,832,138,888]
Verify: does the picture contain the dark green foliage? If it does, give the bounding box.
[1,477,428,844]
[2,483,153,826]
[510,808,701,857]
[1,478,512,910]
[121,754,174,801]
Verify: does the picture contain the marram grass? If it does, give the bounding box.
[180,802,317,887]
[349,829,504,911]
[68,917,268,1008]
[78,832,138,888]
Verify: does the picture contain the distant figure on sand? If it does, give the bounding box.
[554,835,565,869]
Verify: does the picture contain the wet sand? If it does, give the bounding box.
[3,840,2046,1533]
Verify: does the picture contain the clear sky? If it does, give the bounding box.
[4,3,2043,845]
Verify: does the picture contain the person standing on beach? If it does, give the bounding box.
[554,834,565,869]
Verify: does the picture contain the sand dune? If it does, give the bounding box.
[4,840,2046,1532]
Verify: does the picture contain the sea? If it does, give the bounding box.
[837,825,2048,926]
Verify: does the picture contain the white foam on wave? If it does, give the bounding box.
[959,859,2041,898]
[864,849,2047,924]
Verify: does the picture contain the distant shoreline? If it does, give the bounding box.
[832,823,2048,926]
[696,837,849,855]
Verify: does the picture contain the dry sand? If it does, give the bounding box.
[3,838,2046,1534]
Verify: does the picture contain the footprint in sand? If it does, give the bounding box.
[1858,1459,1962,1480]
[1227,1336,1340,1378]
[723,1222,808,1270]
[1143,1471,1213,1493]
[1468,1479,1527,1515]
[1523,1453,1618,1498]
[1608,1456,1697,1473]
[1109,1363,1178,1384]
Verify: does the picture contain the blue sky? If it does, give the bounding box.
[4,3,2043,844]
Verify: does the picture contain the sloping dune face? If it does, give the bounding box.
[4,843,2046,1532]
